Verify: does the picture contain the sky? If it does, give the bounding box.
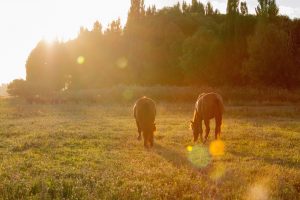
[0,0,300,84]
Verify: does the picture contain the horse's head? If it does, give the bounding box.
[142,123,156,148]
[190,120,200,142]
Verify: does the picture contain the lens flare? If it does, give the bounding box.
[116,57,128,69]
[187,146,193,152]
[187,145,211,169]
[77,56,85,65]
[210,163,226,181]
[247,183,269,200]
[209,140,225,157]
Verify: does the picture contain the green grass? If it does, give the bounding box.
[0,99,299,199]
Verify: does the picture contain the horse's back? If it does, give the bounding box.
[197,93,224,119]
[134,97,156,125]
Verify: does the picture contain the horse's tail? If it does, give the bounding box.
[216,94,224,114]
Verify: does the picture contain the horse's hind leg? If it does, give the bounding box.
[215,115,222,140]
[143,132,149,148]
[149,132,154,147]
[203,119,210,144]
[136,120,142,140]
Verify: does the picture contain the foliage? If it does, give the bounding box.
[240,1,248,16]
[256,0,279,18]
[244,22,299,88]
[11,0,300,95]
[7,79,28,97]
[227,0,240,16]
[205,2,214,16]
[0,84,8,96]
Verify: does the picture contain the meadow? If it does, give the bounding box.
[0,89,299,199]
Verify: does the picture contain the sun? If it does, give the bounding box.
[0,0,130,84]
[43,34,58,44]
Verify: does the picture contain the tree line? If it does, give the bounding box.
[8,0,300,96]
[0,84,7,96]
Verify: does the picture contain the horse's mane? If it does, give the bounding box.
[197,93,206,100]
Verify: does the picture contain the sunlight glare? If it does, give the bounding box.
[210,163,226,181]
[42,34,58,45]
[187,145,211,169]
[187,145,193,152]
[116,57,128,69]
[77,56,85,65]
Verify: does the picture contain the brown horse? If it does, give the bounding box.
[133,96,156,148]
[191,93,224,143]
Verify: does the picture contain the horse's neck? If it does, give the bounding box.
[196,98,204,116]
[193,109,202,123]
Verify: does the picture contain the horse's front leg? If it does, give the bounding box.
[136,120,142,140]
[203,119,210,144]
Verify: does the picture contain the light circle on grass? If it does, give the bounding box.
[187,145,211,169]
[210,163,226,181]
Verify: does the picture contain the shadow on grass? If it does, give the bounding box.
[152,143,217,190]
[228,150,300,170]
[153,143,192,168]
[153,143,214,174]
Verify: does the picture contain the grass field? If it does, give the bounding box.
[0,98,299,199]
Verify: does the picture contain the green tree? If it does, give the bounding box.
[255,0,279,18]
[105,18,122,35]
[227,0,240,16]
[92,21,102,34]
[146,5,156,16]
[245,23,296,88]
[26,41,69,92]
[190,0,205,14]
[182,1,188,13]
[240,1,248,16]
[180,29,221,85]
[126,0,145,28]
[23,0,299,89]
[205,2,214,16]
[0,84,8,96]
[7,79,28,97]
